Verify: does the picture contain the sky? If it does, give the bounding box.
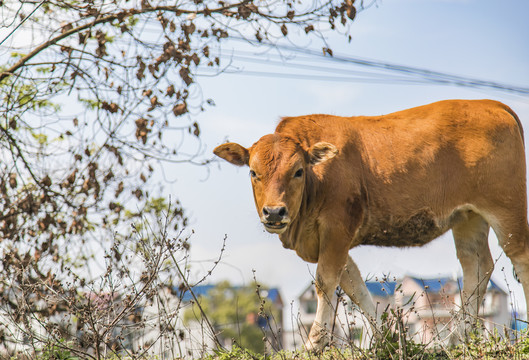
[166,0,529,326]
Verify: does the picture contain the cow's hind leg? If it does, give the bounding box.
[490,214,529,324]
[452,210,493,341]
[339,256,378,344]
[340,256,377,324]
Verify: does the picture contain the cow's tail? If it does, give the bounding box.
[503,103,525,146]
[500,103,526,285]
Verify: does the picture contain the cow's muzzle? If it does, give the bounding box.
[261,206,289,233]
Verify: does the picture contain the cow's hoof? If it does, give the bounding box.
[304,337,329,353]
[304,323,330,352]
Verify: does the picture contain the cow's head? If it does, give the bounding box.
[214,134,337,234]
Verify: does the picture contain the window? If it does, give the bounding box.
[305,300,317,314]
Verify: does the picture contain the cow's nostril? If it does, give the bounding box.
[262,206,288,223]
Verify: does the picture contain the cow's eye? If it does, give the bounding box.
[294,169,303,178]
[250,170,257,178]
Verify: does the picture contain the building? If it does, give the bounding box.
[395,276,511,344]
[0,289,138,358]
[138,282,284,358]
[284,278,397,349]
[288,275,512,349]
[0,277,513,357]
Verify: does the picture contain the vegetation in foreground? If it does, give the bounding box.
[203,334,529,360]
[33,330,529,360]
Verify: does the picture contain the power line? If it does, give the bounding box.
[0,1,47,47]
[198,68,439,85]
[221,52,419,82]
[1,6,526,96]
[225,37,529,96]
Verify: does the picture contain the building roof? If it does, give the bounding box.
[266,288,282,304]
[179,284,215,302]
[488,279,506,293]
[178,284,283,304]
[298,276,507,302]
[410,277,452,293]
[365,281,397,297]
[409,276,507,295]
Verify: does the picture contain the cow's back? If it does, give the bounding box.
[354,100,523,178]
[276,99,525,249]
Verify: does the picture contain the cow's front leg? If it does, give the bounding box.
[305,232,349,352]
[305,263,343,351]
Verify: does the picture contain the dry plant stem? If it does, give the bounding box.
[99,233,162,343]
[170,236,227,350]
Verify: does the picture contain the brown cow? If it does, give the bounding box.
[214,99,529,350]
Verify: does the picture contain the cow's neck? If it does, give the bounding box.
[278,171,322,263]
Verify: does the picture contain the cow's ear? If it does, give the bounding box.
[214,142,249,166]
[309,142,338,165]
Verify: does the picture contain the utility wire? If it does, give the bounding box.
[225,38,529,96]
[221,52,419,82]
[198,68,439,85]
[274,42,529,95]
[0,5,526,96]
[0,1,47,47]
